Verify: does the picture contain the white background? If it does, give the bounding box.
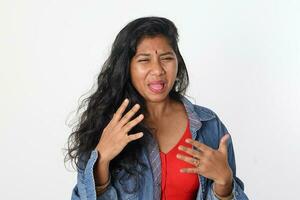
[1,0,299,199]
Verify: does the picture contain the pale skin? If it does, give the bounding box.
[94,35,233,197]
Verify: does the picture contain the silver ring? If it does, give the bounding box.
[193,158,200,167]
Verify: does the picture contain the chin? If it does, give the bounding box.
[143,92,171,103]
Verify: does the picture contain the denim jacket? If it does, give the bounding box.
[71,95,249,200]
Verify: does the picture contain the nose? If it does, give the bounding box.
[150,58,165,76]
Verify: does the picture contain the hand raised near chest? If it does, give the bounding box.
[96,98,144,163]
[176,134,233,196]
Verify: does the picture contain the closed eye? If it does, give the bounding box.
[138,59,149,62]
[162,57,174,60]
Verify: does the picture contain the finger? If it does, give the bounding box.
[218,133,230,155]
[180,167,199,174]
[178,145,202,159]
[122,113,144,133]
[119,104,141,127]
[185,139,211,152]
[176,153,200,166]
[127,132,144,143]
[112,98,129,124]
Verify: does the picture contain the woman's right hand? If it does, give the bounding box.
[96,98,144,163]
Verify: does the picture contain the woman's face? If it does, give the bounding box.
[130,35,178,104]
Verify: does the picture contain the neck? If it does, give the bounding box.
[145,96,174,122]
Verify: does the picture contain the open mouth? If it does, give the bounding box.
[148,81,166,94]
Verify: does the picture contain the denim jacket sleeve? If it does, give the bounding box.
[205,116,249,200]
[71,149,118,200]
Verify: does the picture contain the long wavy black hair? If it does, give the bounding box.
[65,16,189,192]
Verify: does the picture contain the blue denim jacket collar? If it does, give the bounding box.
[180,95,216,139]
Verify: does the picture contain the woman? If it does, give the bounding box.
[66,16,249,200]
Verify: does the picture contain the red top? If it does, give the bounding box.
[160,120,200,200]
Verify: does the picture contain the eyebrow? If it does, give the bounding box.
[160,51,175,56]
[135,51,175,58]
[135,53,151,57]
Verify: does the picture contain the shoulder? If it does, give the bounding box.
[180,95,225,129]
[192,103,226,132]
[192,103,225,132]
[192,104,217,121]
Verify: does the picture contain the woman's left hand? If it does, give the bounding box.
[176,134,233,187]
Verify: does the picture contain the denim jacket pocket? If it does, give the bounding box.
[113,169,139,200]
